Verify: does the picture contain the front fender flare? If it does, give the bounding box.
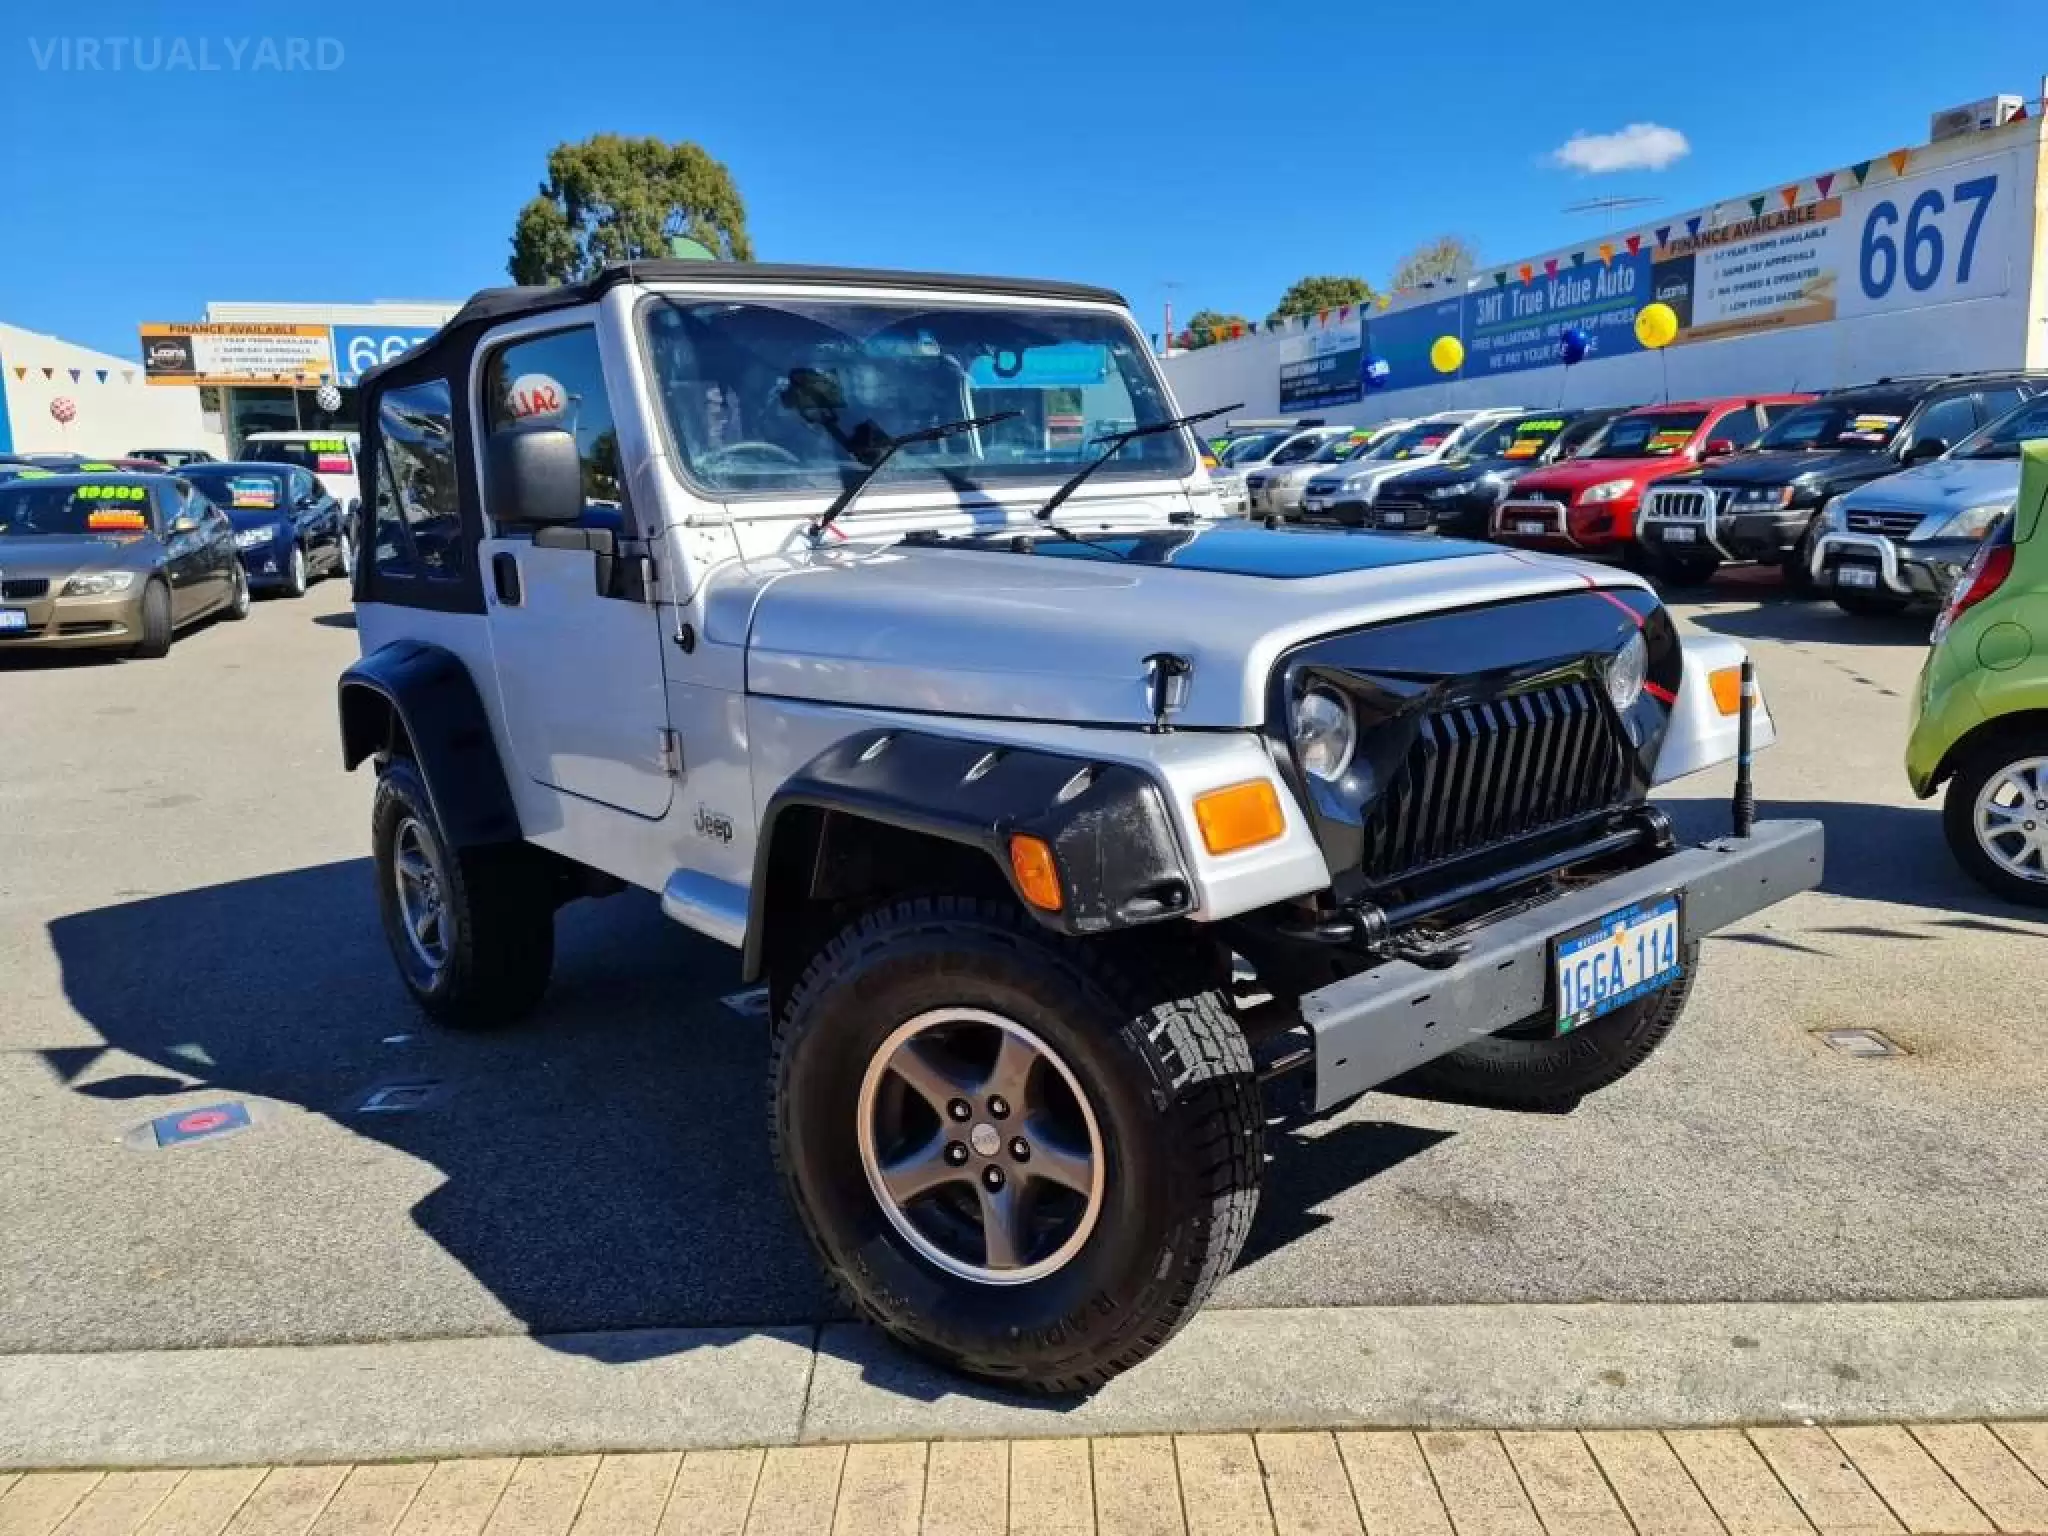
[741,728,1195,982]
[337,639,522,847]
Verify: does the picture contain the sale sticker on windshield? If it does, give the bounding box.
[228,478,279,509]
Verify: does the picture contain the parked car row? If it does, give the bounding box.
[0,463,352,659]
[1240,371,2048,621]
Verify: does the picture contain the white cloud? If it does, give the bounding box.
[1551,123,1691,175]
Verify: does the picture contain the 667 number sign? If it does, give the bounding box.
[332,325,442,386]
[1842,159,2010,317]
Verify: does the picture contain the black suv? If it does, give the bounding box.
[1363,407,1626,537]
[1636,373,2048,588]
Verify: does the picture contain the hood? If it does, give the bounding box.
[0,533,160,582]
[1306,453,1442,493]
[1836,455,2018,514]
[1695,447,1893,489]
[729,524,1650,728]
[1394,455,1525,489]
[1514,455,1693,493]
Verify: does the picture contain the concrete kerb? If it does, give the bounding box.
[5,1300,2048,1470]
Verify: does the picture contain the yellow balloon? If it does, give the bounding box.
[1429,335,1465,375]
[1634,302,1680,350]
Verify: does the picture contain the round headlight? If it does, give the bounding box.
[1293,687,1357,782]
[1606,630,1648,713]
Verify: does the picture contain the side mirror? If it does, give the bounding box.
[1702,438,1737,458]
[486,427,584,526]
[170,514,199,535]
[1905,437,1948,464]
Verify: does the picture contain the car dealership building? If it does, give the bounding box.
[1165,92,2048,428]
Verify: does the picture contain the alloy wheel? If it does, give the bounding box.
[391,817,452,974]
[1974,756,2048,884]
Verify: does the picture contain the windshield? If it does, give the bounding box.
[1755,397,1911,451]
[184,467,289,511]
[1380,420,1461,460]
[1585,411,1707,459]
[1954,395,2048,459]
[1269,433,1335,466]
[640,296,1189,498]
[1456,415,1570,462]
[0,480,156,537]
[1219,431,1286,465]
[1305,433,1370,465]
[243,437,356,477]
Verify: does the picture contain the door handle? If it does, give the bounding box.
[492,552,523,606]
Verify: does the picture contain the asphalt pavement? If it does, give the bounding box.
[2,571,2044,1360]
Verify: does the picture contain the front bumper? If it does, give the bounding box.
[1642,492,1809,563]
[1299,818,1824,1111]
[1370,489,1497,535]
[1809,530,1981,602]
[1298,493,1371,526]
[238,544,295,588]
[0,588,146,650]
[1489,496,1635,550]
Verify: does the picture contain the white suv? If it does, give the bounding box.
[338,261,1819,1394]
[1299,408,1529,526]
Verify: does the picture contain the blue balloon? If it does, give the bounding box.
[1362,355,1392,390]
[1559,326,1590,366]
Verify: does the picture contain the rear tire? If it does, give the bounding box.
[371,757,556,1027]
[284,544,309,598]
[1641,543,1721,588]
[771,898,1262,1393]
[1400,942,1700,1110]
[222,564,251,621]
[1941,731,2048,908]
[129,580,173,659]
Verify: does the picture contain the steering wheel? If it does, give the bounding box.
[700,441,803,472]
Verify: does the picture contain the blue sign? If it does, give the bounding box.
[1366,298,1466,391]
[1460,254,1649,379]
[331,325,441,387]
[967,341,1109,390]
[150,1101,252,1147]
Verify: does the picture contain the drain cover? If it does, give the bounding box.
[124,1100,266,1151]
[1817,1028,1906,1058]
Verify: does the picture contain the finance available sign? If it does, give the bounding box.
[1651,200,1844,344]
[139,323,336,387]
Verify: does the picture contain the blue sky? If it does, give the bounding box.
[3,0,2041,357]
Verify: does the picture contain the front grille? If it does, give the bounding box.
[1359,679,1632,882]
[1845,508,1924,539]
[1,578,50,599]
[1497,499,1567,533]
[1645,488,1714,521]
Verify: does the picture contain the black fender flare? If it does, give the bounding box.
[337,639,522,847]
[740,727,1195,982]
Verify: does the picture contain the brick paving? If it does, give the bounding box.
[2,1425,2045,1536]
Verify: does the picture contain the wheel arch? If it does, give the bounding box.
[338,639,523,848]
[740,728,1196,985]
[1927,707,2048,795]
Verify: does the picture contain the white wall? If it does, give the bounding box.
[1165,116,2047,426]
[0,323,223,457]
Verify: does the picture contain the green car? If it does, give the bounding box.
[1907,439,2048,905]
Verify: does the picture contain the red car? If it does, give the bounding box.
[1490,395,1811,557]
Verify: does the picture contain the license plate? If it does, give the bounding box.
[1661,525,1698,543]
[1516,520,1545,535]
[1379,512,1407,527]
[1836,564,1879,589]
[1552,894,1683,1035]
[0,609,26,633]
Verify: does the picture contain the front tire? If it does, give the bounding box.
[129,580,173,659]
[284,544,309,598]
[222,564,251,621]
[771,898,1262,1393]
[1400,943,1700,1110]
[371,758,557,1027]
[1942,733,2048,907]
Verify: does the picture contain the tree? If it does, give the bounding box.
[1390,235,1479,291]
[1177,308,1250,349]
[509,134,753,285]
[1267,275,1377,328]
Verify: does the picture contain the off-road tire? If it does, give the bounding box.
[1400,942,1700,1110]
[371,757,556,1027]
[770,897,1262,1394]
[130,580,173,659]
[1641,543,1721,588]
[1832,589,1910,618]
[1942,730,2048,908]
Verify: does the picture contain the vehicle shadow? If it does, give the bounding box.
[42,859,1438,1382]
[311,611,357,630]
[1679,594,1935,649]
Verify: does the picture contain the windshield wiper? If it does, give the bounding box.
[1031,402,1241,529]
[806,410,1020,541]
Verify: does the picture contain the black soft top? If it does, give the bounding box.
[360,260,1129,396]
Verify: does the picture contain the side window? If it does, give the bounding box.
[1713,406,1763,449]
[377,380,464,580]
[481,326,624,533]
[1976,385,2025,425]
[1909,394,1977,453]
[290,469,314,508]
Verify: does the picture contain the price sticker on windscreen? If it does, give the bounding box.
[228,477,279,509]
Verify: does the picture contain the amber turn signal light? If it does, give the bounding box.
[1194,780,1287,856]
[1008,834,1064,912]
[1709,665,1745,716]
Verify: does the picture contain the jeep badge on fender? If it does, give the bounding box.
[335,260,1824,1394]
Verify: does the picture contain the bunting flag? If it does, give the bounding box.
[10,367,23,381]
[122,370,135,383]
[41,367,53,379]
[1780,185,1799,209]
[1375,294,1391,311]
[1626,234,1643,257]
[1816,171,1836,197]
[68,368,81,382]
[1655,225,1672,246]
[1317,308,1332,327]
[1543,258,1559,278]
[1338,305,1352,322]
[1888,148,1911,176]
[1493,271,1508,287]
[1597,241,1615,266]
[95,369,107,383]
[1517,262,1534,283]
[1850,159,1872,185]
[2013,104,2029,123]
[1747,195,1765,217]
[1230,323,1245,339]
[1569,250,1586,267]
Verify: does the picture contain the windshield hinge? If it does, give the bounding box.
[657,728,684,777]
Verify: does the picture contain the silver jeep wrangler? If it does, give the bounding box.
[338,261,1823,1392]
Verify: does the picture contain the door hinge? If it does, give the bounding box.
[657,728,684,777]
